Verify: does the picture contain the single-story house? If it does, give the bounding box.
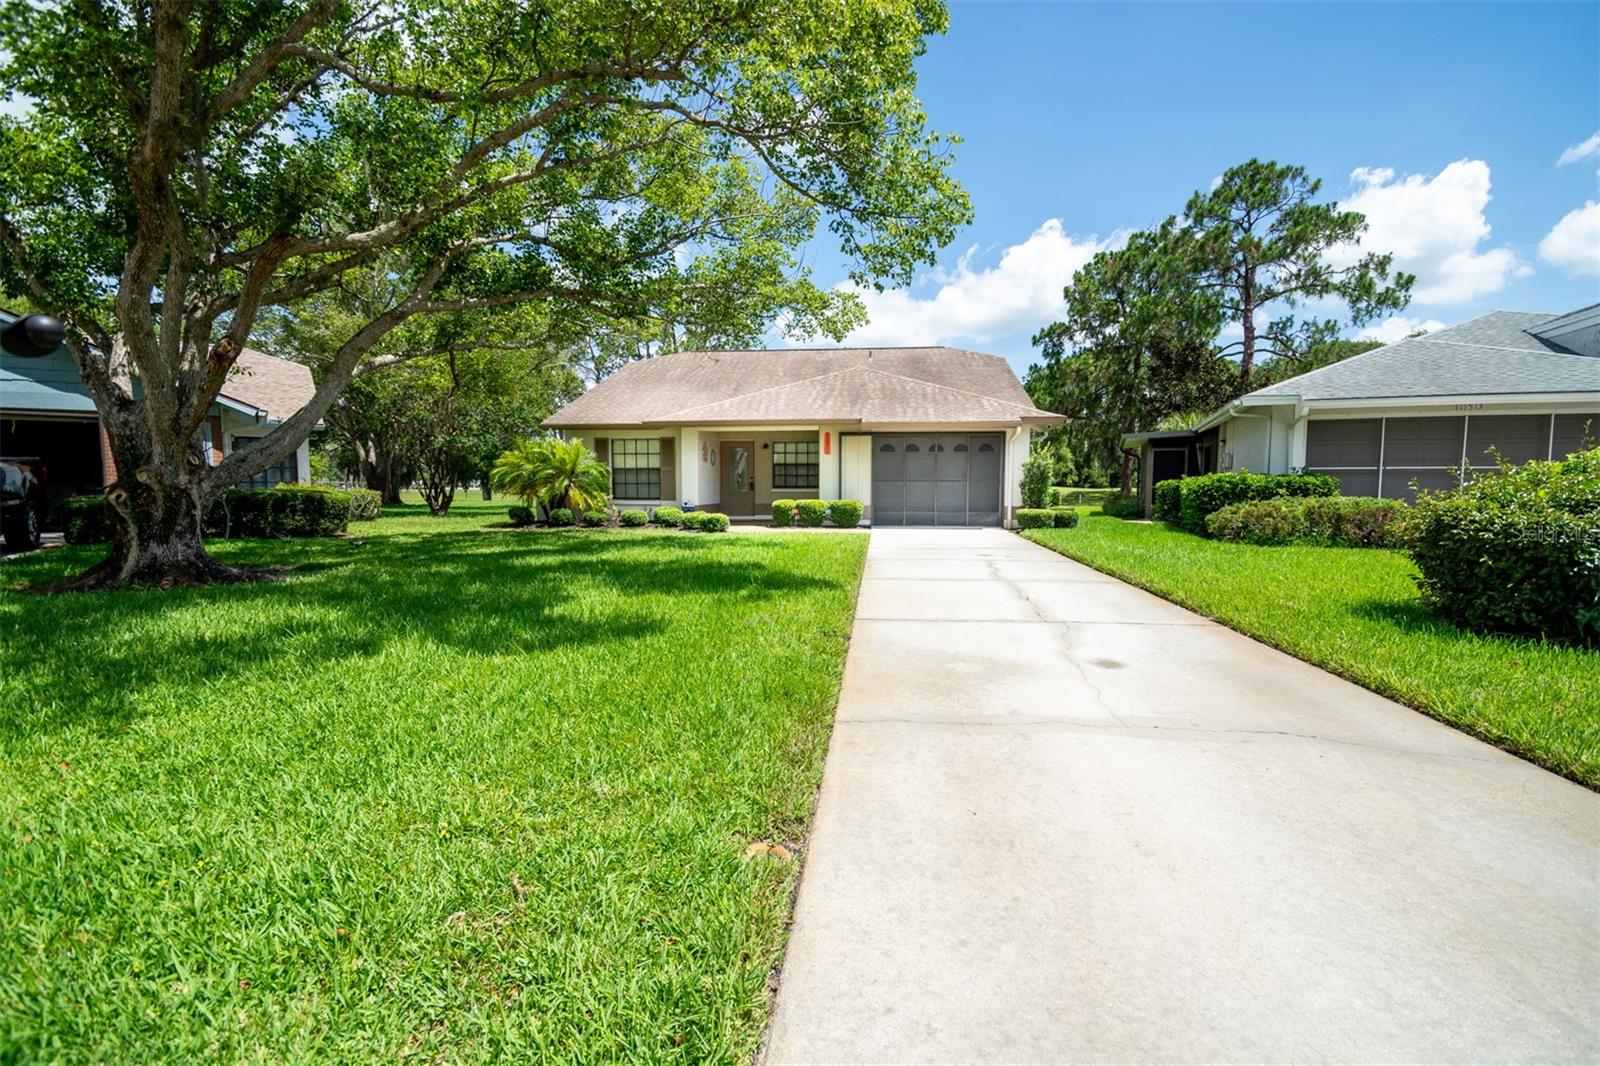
[542,346,1065,526]
[1124,304,1600,511]
[0,307,317,514]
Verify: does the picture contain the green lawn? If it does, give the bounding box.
[1026,514,1600,788]
[0,500,867,1062]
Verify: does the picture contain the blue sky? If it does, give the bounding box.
[807,1,1600,375]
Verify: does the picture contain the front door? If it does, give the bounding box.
[719,440,755,515]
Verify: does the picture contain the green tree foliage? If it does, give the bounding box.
[1027,226,1222,491]
[1028,160,1414,490]
[1184,160,1413,384]
[0,0,969,586]
[490,438,610,515]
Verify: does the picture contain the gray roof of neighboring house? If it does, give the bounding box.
[1245,309,1600,402]
[0,307,314,422]
[543,346,1064,428]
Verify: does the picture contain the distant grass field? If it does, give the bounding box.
[1027,513,1600,788]
[0,499,867,1062]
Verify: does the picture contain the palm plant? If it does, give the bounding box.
[491,438,611,515]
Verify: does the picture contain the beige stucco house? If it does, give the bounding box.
[543,346,1064,526]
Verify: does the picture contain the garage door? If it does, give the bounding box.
[871,433,1004,526]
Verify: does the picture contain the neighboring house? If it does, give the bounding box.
[1124,304,1600,511]
[0,307,317,513]
[543,346,1064,526]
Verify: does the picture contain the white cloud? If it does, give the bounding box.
[1331,159,1530,305]
[1539,201,1600,277]
[1557,132,1600,167]
[836,219,1115,346]
[1356,314,1449,344]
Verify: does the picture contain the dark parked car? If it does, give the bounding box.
[1,457,46,551]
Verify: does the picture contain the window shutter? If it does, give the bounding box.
[593,437,609,464]
[659,437,676,501]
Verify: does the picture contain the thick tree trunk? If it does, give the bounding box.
[67,474,243,589]
[1119,450,1135,495]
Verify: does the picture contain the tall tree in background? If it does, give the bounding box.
[0,0,968,587]
[1027,227,1224,492]
[1184,160,1413,384]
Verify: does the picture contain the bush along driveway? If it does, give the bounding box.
[0,500,867,1062]
[1025,513,1600,787]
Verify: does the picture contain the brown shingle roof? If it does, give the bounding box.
[543,346,1064,428]
[221,350,316,423]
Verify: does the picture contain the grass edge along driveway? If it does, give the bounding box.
[1025,515,1600,788]
[0,501,867,1063]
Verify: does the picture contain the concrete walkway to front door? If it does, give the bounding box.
[762,527,1600,1065]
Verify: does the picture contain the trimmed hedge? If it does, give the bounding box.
[1101,493,1145,519]
[547,507,575,527]
[347,488,382,521]
[771,499,796,526]
[794,499,828,527]
[829,499,864,527]
[214,486,350,538]
[581,509,609,527]
[682,511,730,532]
[1406,449,1600,645]
[1016,508,1055,530]
[1152,480,1183,524]
[619,508,648,527]
[1049,507,1080,529]
[1173,471,1339,534]
[508,505,535,527]
[1205,496,1406,548]
[653,505,685,528]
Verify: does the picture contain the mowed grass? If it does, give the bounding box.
[0,499,868,1062]
[1026,513,1600,788]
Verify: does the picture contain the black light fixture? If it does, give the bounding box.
[1,313,66,358]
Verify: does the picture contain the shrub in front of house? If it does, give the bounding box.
[215,486,352,538]
[1299,497,1406,547]
[1405,448,1600,645]
[771,499,796,526]
[1101,493,1145,519]
[508,505,535,527]
[1204,498,1304,545]
[581,509,610,527]
[685,511,730,532]
[1016,508,1055,530]
[1020,449,1052,509]
[547,507,575,527]
[653,505,685,528]
[1152,480,1183,524]
[347,488,382,521]
[1049,507,1079,528]
[794,499,828,527]
[1175,471,1339,534]
[619,508,649,527]
[60,495,115,544]
[829,499,864,527]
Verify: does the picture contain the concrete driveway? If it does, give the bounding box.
[763,528,1600,1065]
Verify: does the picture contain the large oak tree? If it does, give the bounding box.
[0,0,968,587]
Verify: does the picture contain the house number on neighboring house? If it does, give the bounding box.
[1454,403,1484,411]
